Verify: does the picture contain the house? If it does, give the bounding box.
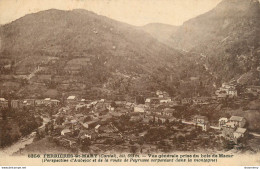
[234,128,247,139]
[80,134,92,140]
[222,126,248,143]
[222,116,247,142]
[145,97,160,105]
[228,88,238,98]
[80,99,86,103]
[51,99,60,106]
[219,117,228,128]
[20,100,30,107]
[225,122,237,128]
[134,105,145,113]
[11,100,19,109]
[70,119,78,124]
[95,124,101,133]
[61,129,72,136]
[163,108,175,117]
[216,82,238,98]
[193,97,211,105]
[156,90,163,96]
[153,115,175,124]
[222,82,237,89]
[67,96,77,105]
[145,98,151,105]
[168,100,181,107]
[201,121,210,131]
[44,98,51,105]
[35,99,45,106]
[81,119,99,129]
[233,128,248,143]
[125,102,133,109]
[229,116,246,128]
[114,101,125,107]
[0,98,8,108]
[90,101,98,106]
[215,90,228,99]
[159,97,171,103]
[193,115,208,125]
[158,94,164,98]
[182,98,192,105]
[222,126,236,140]
[26,99,35,106]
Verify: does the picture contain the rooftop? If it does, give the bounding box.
[71,119,77,123]
[235,128,247,134]
[61,129,71,133]
[0,98,7,102]
[67,96,76,100]
[219,117,228,122]
[95,124,101,129]
[230,116,244,122]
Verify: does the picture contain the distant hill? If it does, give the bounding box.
[169,0,260,84]
[0,9,182,72]
[141,23,178,46]
[0,9,183,97]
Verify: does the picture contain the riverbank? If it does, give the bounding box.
[0,117,50,156]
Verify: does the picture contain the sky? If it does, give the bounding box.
[0,0,222,26]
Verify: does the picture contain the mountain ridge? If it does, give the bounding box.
[156,0,260,85]
[0,8,183,98]
[140,23,178,46]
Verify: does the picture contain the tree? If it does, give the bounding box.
[111,101,117,108]
[222,139,235,150]
[81,138,91,151]
[35,130,42,141]
[56,116,64,125]
[130,145,138,153]
[136,96,145,104]
[45,124,49,135]
[177,135,186,143]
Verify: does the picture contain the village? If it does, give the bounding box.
[1,81,260,154]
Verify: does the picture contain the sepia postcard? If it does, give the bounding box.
[0,0,260,166]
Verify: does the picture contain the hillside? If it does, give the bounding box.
[0,9,183,98]
[169,0,260,84]
[141,23,178,46]
[0,9,182,72]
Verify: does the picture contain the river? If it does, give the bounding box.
[0,117,50,156]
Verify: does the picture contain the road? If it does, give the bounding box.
[27,67,43,80]
[250,132,260,137]
[0,117,50,156]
